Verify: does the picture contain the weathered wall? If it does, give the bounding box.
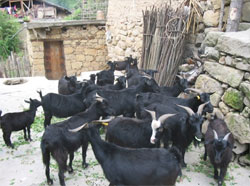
[106,0,182,62]
[27,24,107,76]
[197,29,250,145]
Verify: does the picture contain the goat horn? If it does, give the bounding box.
[176,104,194,116]
[69,123,88,133]
[158,113,176,123]
[95,93,104,102]
[142,75,152,79]
[145,109,156,120]
[197,102,209,115]
[185,88,203,95]
[213,130,218,140]
[92,117,114,123]
[176,75,183,79]
[223,133,231,141]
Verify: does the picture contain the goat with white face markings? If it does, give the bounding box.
[104,112,174,148]
[204,117,234,186]
[147,102,208,167]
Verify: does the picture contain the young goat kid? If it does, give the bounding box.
[70,123,182,186]
[0,99,41,148]
[204,117,234,186]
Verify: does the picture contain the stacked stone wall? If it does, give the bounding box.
[197,29,250,145]
[27,25,107,76]
[106,0,182,63]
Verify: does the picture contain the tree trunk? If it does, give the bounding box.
[226,0,244,32]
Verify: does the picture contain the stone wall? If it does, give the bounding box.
[196,29,250,145]
[27,24,107,76]
[190,0,250,48]
[106,0,182,63]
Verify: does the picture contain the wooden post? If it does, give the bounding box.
[226,0,244,32]
[218,0,225,31]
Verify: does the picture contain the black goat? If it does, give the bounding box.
[147,103,208,167]
[139,88,213,114]
[69,123,182,186]
[0,99,41,148]
[105,112,174,148]
[41,98,114,186]
[58,75,82,95]
[100,76,126,90]
[83,76,160,118]
[159,75,188,97]
[38,83,89,128]
[96,61,115,86]
[140,69,158,78]
[204,117,234,186]
[114,55,138,71]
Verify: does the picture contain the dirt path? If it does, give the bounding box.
[0,74,250,186]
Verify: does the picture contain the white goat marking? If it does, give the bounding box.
[150,120,161,144]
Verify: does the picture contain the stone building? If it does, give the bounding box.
[26,20,107,79]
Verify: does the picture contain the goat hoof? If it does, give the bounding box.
[25,138,28,141]
[214,174,218,180]
[181,162,187,168]
[47,179,53,185]
[82,163,89,169]
[67,167,74,174]
[29,138,33,141]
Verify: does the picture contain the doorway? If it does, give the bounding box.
[44,41,66,80]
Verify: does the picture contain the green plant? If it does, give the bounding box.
[0,11,21,60]
[64,8,82,20]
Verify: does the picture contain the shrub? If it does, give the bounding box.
[0,11,21,60]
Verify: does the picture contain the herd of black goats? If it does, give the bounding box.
[0,56,235,186]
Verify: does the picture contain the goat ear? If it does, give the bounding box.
[24,100,30,103]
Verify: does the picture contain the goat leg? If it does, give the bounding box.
[3,132,14,148]
[58,167,66,186]
[44,113,52,128]
[181,149,187,168]
[203,147,207,161]
[27,126,32,141]
[213,166,218,180]
[67,152,74,173]
[23,128,28,141]
[218,166,227,186]
[81,142,89,168]
[45,158,53,185]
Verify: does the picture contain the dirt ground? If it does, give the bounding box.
[0,73,250,186]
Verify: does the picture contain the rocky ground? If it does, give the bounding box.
[0,74,250,186]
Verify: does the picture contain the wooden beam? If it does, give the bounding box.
[27,20,106,29]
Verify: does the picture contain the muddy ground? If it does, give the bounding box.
[0,74,250,186]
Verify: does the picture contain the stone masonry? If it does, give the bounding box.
[196,29,250,145]
[27,24,108,76]
[106,0,182,64]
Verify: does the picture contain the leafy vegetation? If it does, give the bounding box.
[64,8,82,20]
[0,11,21,60]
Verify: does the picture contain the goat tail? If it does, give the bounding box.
[169,146,182,164]
[41,140,50,166]
[37,90,43,100]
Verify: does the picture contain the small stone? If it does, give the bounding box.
[204,47,220,60]
[225,56,233,66]
[219,56,226,65]
[219,102,230,115]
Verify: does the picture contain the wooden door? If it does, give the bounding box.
[44,41,66,80]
